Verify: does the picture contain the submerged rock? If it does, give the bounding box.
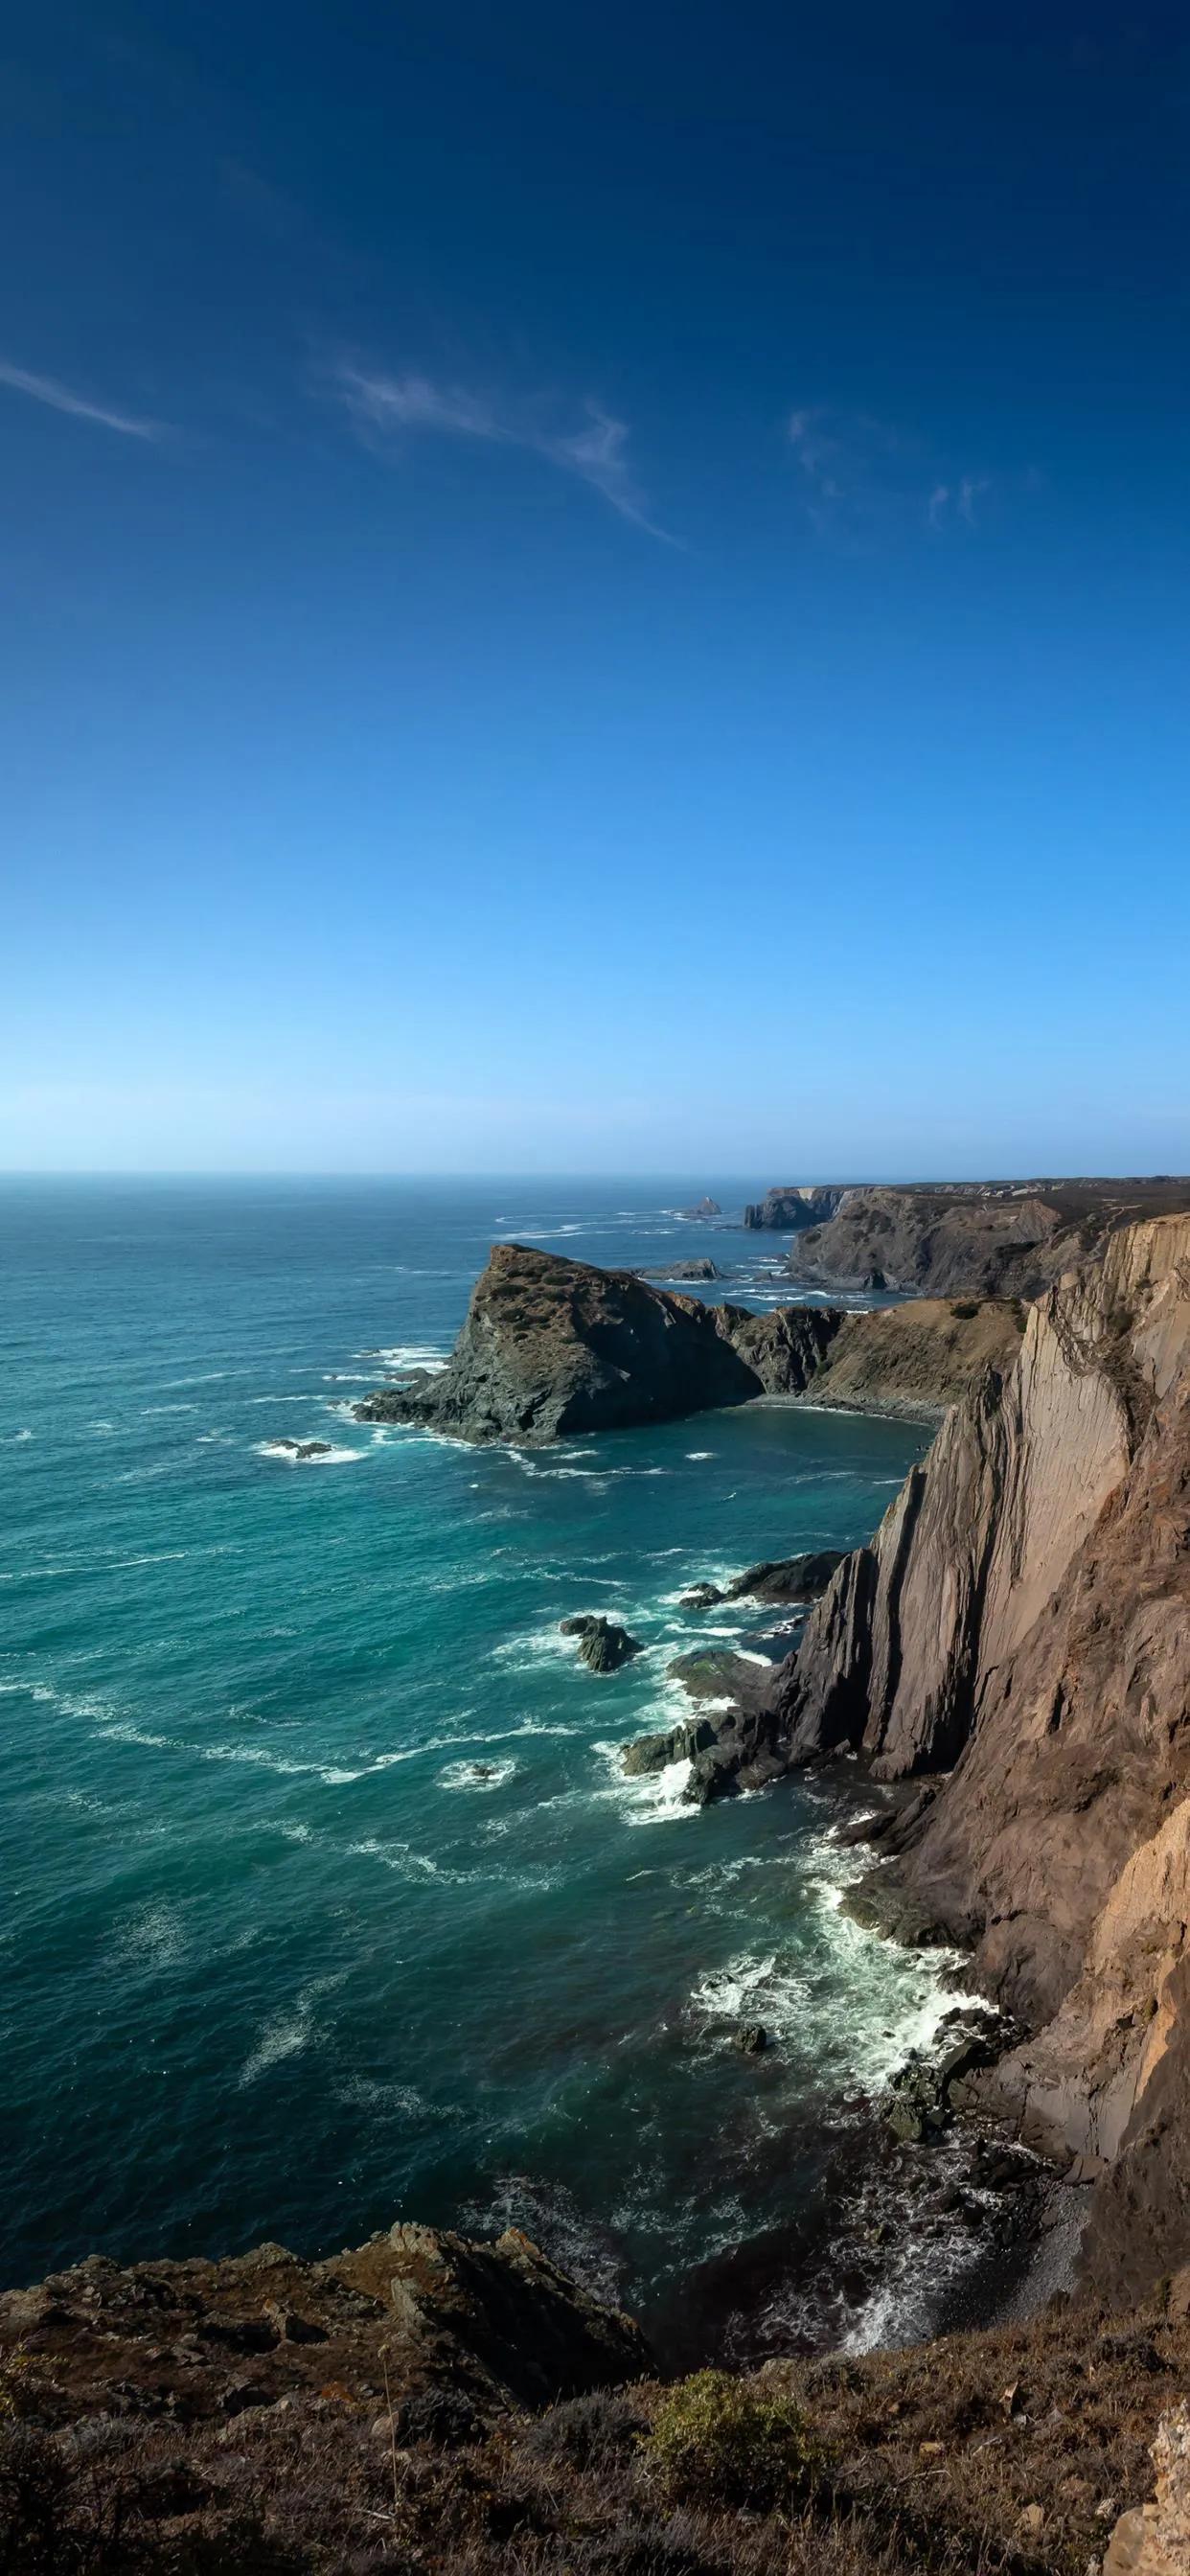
[636,1257,722,1281]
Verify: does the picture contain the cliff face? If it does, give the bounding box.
[785,1185,1072,1296]
[751,1177,1190,1300]
[743,1184,846,1230]
[355,1244,838,1442]
[771,1214,1190,2300]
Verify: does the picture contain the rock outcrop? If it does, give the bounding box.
[754,1212,1190,2303]
[355,1245,839,1442]
[355,1245,1018,1446]
[679,1552,846,1611]
[1105,2403,1190,2576]
[636,1256,722,1280]
[0,2220,651,2431]
[560,1615,644,1672]
[744,1185,847,1230]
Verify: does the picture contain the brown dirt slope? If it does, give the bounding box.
[805,1297,1026,1419]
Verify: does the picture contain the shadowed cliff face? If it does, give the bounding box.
[769,1213,1190,2301]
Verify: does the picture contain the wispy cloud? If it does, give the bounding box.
[790,404,996,543]
[927,475,990,531]
[330,363,675,541]
[0,360,165,441]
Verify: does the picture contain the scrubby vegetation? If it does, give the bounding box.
[644,2370,819,2510]
[1,2293,1188,2572]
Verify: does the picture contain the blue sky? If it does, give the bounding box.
[2,1,1188,1175]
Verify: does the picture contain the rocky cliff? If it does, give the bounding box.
[765,1213,1190,2301]
[0,2220,649,2431]
[355,1245,1019,1443]
[5,2223,1189,2575]
[355,1244,839,1441]
[743,1177,1190,1299]
[744,1184,847,1230]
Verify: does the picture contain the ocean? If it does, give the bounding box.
[1,1178,978,2362]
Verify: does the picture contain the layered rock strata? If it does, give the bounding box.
[700,1213,1190,2300]
[775,1177,1190,1299]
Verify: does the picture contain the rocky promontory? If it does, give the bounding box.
[4,2211,1189,2576]
[804,1295,1025,1416]
[747,1175,1190,1299]
[744,1184,847,1230]
[355,1244,839,1441]
[355,1244,1019,1444]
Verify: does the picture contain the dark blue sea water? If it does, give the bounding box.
[1,1179,969,2360]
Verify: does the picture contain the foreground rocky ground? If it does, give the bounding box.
[2,2217,1188,2573]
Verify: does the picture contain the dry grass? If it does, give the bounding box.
[2,2293,1186,2573]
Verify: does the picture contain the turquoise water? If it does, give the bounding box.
[1,1179,956,2358]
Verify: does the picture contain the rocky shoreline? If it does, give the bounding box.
[605,1208,1190,2324]
[8,1198,1190,2572]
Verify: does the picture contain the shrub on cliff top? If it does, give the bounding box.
[644,2370,818,2511]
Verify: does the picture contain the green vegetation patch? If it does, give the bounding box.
[644,2369,820,2511]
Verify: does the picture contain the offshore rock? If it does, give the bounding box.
[678,1552,846,1611]
[560,1615,644,1673]
[636,1256,722,1280]
[355,1243,839,1444]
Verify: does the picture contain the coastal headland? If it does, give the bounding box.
[7,1184,1190,2572]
